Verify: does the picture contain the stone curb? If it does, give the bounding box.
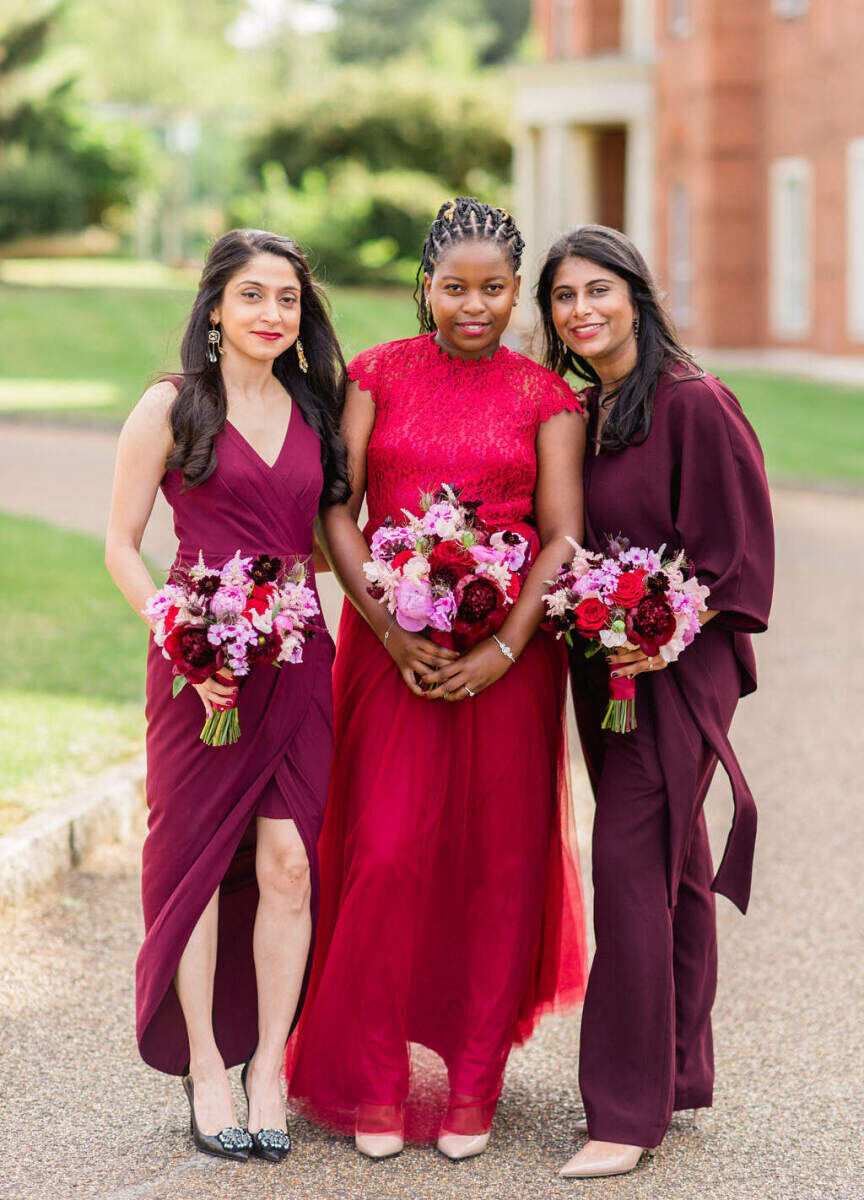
[0,754,146,909]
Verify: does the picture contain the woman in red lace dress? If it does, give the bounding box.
[286,199,588,1160]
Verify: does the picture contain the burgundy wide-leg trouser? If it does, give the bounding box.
[578,695,719,1149]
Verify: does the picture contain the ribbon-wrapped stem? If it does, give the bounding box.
[602,668,637,733]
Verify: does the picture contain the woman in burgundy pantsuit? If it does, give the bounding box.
[535,225,774,1179]
[106,230,348,1163]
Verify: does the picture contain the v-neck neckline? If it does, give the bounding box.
[226,402,294,471]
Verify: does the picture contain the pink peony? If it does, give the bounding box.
[394,577,434,632]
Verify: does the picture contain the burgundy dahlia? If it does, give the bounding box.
[456,577,499,623]
[251,554,282,585]
[625,595,676,656]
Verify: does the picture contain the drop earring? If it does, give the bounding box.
[207,322,223,363]
[296,338,308,374]
[633,314,640,338]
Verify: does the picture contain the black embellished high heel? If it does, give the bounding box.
[181,1074,252,1162]
[241,1060,292,1163]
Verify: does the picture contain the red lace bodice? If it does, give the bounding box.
[348,334,582,530]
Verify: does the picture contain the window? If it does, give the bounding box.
[668,181,693,326]
[848,140,864,340]
[770,158,811,339]
[549,0,576,58]
[667,0,692,38]
[773,0,809,18]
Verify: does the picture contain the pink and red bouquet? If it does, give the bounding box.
[363,483,533,652]
[144,550,320,746]
[542,535,710,732]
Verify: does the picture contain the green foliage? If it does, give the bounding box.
[323,0,530,66]
[249,67,511,192]
[231,159,452,285]
[0,4,142,242]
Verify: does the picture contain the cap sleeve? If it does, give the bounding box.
[347,342,392,404]
[538,371,584,424]
[671,376,774,633]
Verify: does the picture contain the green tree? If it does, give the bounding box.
[0,3,140,242]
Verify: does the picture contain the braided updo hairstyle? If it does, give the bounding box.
[414,197,526,333]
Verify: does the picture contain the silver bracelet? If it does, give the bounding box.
[492,634,517,664]
[383,618,396,644]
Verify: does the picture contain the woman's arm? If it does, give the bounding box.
[319,381,458,696]
[105,381,175,620]
[104,381,237,718]
[423,409,586,700]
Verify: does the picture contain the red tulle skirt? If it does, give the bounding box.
[286,601,587,1141]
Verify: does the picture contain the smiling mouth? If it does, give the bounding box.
[253,331,282,341]
[570,323,605,338]
[456,322,492,335]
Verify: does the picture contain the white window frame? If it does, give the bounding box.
[847,139,864,341]
[668,180,693,327]
[773,0,809,18]
[549,0,576,58]
[668,0,692,38]
[770,157,812,340]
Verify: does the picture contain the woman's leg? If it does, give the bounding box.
[174,888,235,1134]
[672,809,717,1110]
[247,816,311,1133]
[578,718,677,1149]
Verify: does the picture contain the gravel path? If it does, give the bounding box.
[0,425,862,1199]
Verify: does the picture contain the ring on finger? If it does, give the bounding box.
[464,685,475,697]
[648,657,654,670]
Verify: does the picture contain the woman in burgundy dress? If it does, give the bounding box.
[106,229,348,1163]
[535,225,774,1179]
[287,198,588,1160]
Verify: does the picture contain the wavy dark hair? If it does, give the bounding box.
[165,228,349,503]
[535,224,701,453]
[414,196,525,333]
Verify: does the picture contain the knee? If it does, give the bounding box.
[258,842,311,911]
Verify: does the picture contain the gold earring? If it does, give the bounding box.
[207,322,223,363]
[296,338,308,373]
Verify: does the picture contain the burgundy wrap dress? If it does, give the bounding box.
[569,368,774,1148]
[137,397,334,1075]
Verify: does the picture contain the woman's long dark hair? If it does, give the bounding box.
[166,228,349,503]
[535,224,701,453]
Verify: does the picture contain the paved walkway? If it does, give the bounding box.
[0,424,862,1199]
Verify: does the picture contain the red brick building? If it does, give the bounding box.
[512,1,864,355]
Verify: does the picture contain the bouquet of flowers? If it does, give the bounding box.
[144,550,320,746]
[542,535,710,732]
[363,483,532,652]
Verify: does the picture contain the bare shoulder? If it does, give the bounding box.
[120,379,177,451]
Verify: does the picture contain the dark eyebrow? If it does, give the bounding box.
[439,274,509,283]
[237,279,299,292]
[553,277,614,291]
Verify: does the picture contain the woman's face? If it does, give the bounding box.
[211,252,302,363]
[424,240,520,359]
[550,255,637,368]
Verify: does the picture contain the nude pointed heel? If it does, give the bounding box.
[436,1129,491,1160]
[558,1142,655,1179]
[354,1129,404,1159]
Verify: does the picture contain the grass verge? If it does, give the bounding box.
[0,513,146,833]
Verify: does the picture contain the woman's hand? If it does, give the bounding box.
[420,637,513,702]
[607,646,668,679]
[192,670,238,719]
[384,626,460,697]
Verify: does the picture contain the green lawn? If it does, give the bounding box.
[0,258,417,422]
[709,368,864,485]
[0,513,147,832]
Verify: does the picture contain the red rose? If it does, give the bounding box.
[428,539,475,589]
[244,583,277,617]
[625,595,676,657]
[163,623,222,684]
[453,574,508,649]
[574,596,610,638]
[391,549,416,572]
[610,568,647,608]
